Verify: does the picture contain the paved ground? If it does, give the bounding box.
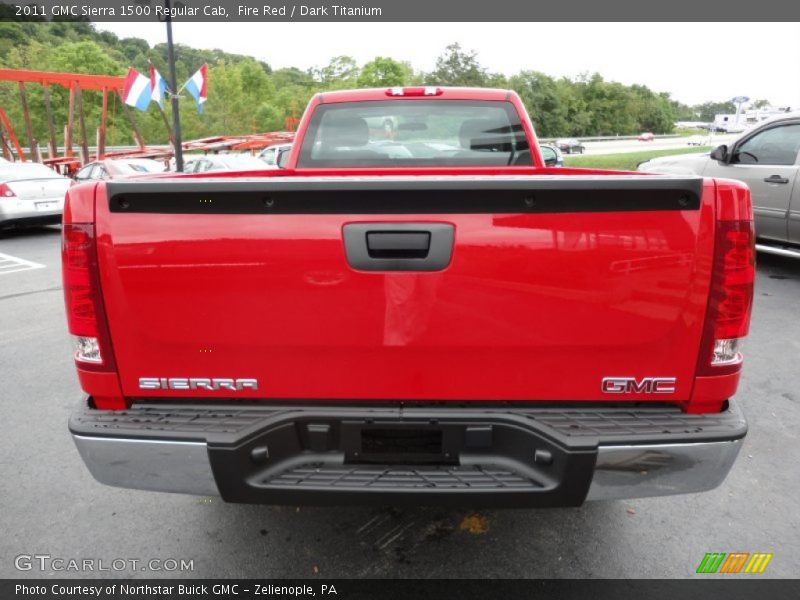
[1,225,798,579]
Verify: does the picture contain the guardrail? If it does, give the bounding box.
[538,134,684,143]
[13,145,284,156]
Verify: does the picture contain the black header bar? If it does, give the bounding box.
[3,0,800,22]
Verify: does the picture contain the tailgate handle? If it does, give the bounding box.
[366,231,431,258]
[344,223,454,271]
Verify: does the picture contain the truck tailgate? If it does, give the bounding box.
[96,176,714,403]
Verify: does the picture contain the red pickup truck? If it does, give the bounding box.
[65,87,753,507]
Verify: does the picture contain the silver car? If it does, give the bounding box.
[183,154,268,174]
[639,114,800,257]
[258,143,292,168]
[0,161,72,230]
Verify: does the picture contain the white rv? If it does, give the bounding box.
[713,106,792,133]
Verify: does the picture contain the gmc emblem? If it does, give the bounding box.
[601,377,676,394]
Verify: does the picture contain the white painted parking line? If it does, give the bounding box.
[0,252,46,275]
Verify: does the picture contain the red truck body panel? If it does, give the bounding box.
[88,177,716,406]
[62,88,753,415]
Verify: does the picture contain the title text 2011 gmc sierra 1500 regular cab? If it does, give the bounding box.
[65,87,753,507]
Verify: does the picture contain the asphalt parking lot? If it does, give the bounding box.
[1,225,798,579]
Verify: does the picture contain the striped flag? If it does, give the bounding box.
[182,64,208,114]
[121,68,152,112]
[149,63,168,110]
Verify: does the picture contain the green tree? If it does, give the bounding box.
[577,74,639,135]
[255,103,283,131]
[693,101,737,122]
[510,71,569,137]
[1,22,760,149]
[629,86,676,134]
[357,57,409,88]
[271,67,316,89]
[118,37,150,65]
[425,43,487,87]
[554,78,592,136]
[49,40,122,75]
[317,56,359,89]
[0,22,28,59]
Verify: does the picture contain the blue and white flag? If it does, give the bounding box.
[182,64,208,114]
[121,68,151,112]
[149,63,168,110]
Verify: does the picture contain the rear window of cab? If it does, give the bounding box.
[297,100,531,168]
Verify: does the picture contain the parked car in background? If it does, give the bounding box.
[0,161,71,230]
[554,138,585,154]
[258,143,293,168]
[639,113,800,257]
[687,135,710,146]
[539,143,564,167]
[638,132,655,142]
[183,154,268,173]
[73,158,167,182]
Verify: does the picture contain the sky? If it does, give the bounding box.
[96,22,800,108]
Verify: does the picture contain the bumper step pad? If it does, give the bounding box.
[262,464,542,490]
[71,401,747,446]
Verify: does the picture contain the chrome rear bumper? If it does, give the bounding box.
[72,434,743,501]
[587,440,742,500]
[73,435,219,496]
[70,400,746,505]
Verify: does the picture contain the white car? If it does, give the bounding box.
[686,135,710,146]
[0,161,72,230]
[183,154,268,174]
[258,144,292,168]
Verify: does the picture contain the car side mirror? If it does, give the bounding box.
[710,145,729,162]
[538,148,556,167]
[276,148,291,169]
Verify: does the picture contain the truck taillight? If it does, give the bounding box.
[62,223,116,371]
[697,184,755,376]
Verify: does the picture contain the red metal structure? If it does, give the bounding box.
[0,67,294,173]
[0,106,25,160]
[0,68,135,172]
[182,132,295,155]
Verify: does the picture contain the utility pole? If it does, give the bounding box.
[165,0,183,171]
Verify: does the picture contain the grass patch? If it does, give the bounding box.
[673,127,708,136]
[564,146,712,171]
